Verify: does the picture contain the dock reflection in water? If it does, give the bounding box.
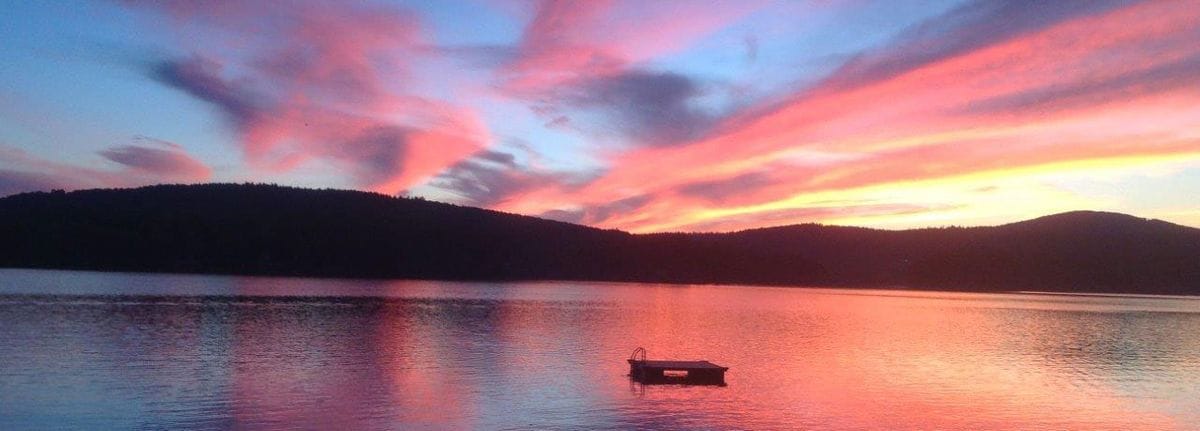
[1,269,1199,430]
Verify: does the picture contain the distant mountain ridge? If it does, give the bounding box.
[1,184,1197,295]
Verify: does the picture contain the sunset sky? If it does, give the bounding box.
[1,0,1198,232]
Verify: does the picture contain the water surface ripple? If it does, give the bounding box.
[1,269,1198,430]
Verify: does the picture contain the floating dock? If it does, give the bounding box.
[627,347,728,386]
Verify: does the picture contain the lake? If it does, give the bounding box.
[1,269,1198,430]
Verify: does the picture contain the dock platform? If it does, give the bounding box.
[627,348,728,385]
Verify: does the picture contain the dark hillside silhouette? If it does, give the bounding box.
[726,212,1200,294]
[0,184,827,286]
[1,184,1197,294]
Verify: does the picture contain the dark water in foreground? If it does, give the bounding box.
[1,269,1198,430]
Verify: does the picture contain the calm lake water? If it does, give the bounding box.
[1,269,1198,430]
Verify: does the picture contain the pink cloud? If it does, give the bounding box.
[501,0,767,94]
[134,0,486,194]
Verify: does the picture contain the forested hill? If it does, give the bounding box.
[721,211,1200,294]
[0,184,827,286]
[1,184,1197,294]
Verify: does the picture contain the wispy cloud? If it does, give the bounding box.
[430,149,588,207]
[499,0,767,94]
[99,138,212,180]
[128,0,486,194]
[0,138,211,196]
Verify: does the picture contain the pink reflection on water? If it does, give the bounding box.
[25,271,1186,430]
[587,286,1197,429]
